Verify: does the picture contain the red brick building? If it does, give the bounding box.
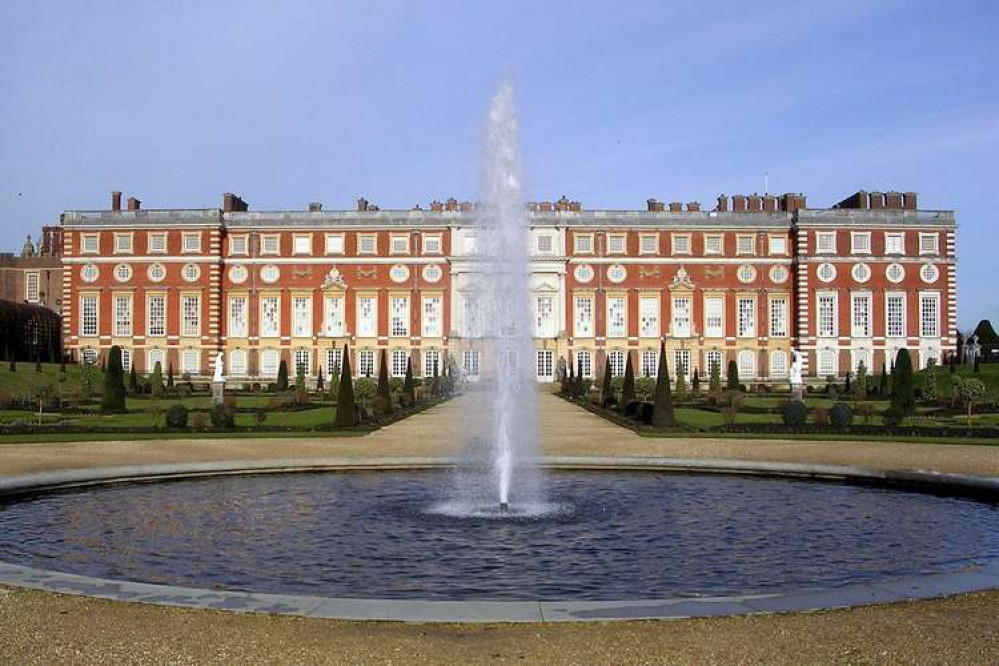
[0,227,64,312]
[59,189,956,384]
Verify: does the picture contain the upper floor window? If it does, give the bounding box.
[293,234,312,255]
[768,235,787,255]
[736,234,755,255]
[851,232,871,254]
[261,234,280,255]
[182,232,201,253]
[607,234,626,255]
[884,232,905,255]
[703,234,723,255]
[359,234,377,255]
[671,234,691,255]
[639,234,658,255]
[81,233,100,254]
[390,235,410,255]
[816,232,836,254]
[919,233,939,255]
[25,272,40,302]
[422,234,442,254]
[229,235,248,255]
[114,233,133,254]
[148,232,167,253]
[574,234,593,254]
[325,233,345,255]
[536,234,554,255]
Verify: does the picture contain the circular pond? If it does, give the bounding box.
[1,470,997,601]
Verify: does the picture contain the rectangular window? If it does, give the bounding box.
[768,235,787,255]
[390,235,409,254]
[182,233,201,253]
[294,349,312,376]
[293,234,312,255]
[120,349,131,373]
[261,234,280,255]
[671,234,690,255]
[886,293,906,338]
[817,294,837,338]
[292,296,312,337]
[390,296,410,337]
[920,293,940,337]
[536,349,554,380]
[919,233,939,255]
[25,272,39,302]
[607,297,627,337]
[639,296,659,338]
[147,295,165,337]
[228,297,248,337]
[574,234,593,254]
[462,349,480,377]
[228,235,248,255]
[325,347,343,377]
[358,349,375,377]
[704,296,724,338]
[422,235,442,254]
[113,295,132,337]
[181,296,201,337]
[674,349,691,377]
[535,296,555,337]
[463,234,479,255]
[737,297,756,338]
[80,296,98,338]
[640,234,658,255]
[463,296,481,337]
[148,232,167,253]
[574,297,594,337]
[260,296,280,337]
[769,297,788,338]
[817,350,836,377]
[851,232,871,254]
[81,234,100,254]
[851,293,871,338]
[816,232,836,254]
[260,350,280,377]
[672,297,691,338]
[324,296,345,336]
[536,234,554,255]
[182,349,199,375]
[359,234,377,255]
[325,234,345,255]
[607,234,626,254]
[736,235,755,255]
[228,350,247,376]
[357,296,377,337]
[114,233,133,254]
[703,234,723,255]
[422,296,443,337]
[885,232,904,255]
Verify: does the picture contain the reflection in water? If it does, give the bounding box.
[1,471,996,601]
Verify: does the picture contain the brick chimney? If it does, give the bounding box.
[539,201,553,212]
[127,197,141,211]
[430,200,444,212]
[308,202,323,212]
[903,192,918,210]
[111,191,122,212]
[731,194,746,213]
[762,195,777,213]
[885,191,903,209]
[222,193,248,213]
[716,194,729,212]
[668,201,682,212]
[686,201,701,212]
[647,198,664,212]
[459,201,473,212]
[445,197,458,212]
[356,197,370,212]
[869,191,885,209]
[747,193,762,212]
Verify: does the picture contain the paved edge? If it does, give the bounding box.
[1,456,998,623]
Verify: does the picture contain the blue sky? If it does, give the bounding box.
[1,0,996,327]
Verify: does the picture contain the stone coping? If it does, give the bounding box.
[0,456,997,623]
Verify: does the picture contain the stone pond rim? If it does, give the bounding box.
[0,456,997,623]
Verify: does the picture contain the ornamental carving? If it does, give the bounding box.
[704,267,724,279]
[671,266,694,289]
[321,267,347,289]
[356,267,377,279]
[639,267,661,279]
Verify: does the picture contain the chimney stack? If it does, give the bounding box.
[668,201,682,213]
[356,197,370,212]
[762,195,777,213]
[903,192,918,210]
[222,192,248,213]
[885,191,903,209]
[732,194,747,213]
[445,197,458,212]
[111,191,122,212]
[429,200,444,212]
[127,197,141,211]
[647,198,665,212]
[308,202,322,212]
[869,191,885,209]
[747,193,762,212]
[686,201,701,212]
[716,194,729,212]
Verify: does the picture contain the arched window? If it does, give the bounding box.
[575,350,593,378]
[770,349,788,377]
[229,349,247,376]
[325,348,342,378]
[705,350,723,377]
[738,349,756,379]
[818,349,837,377]
[641,349,658,377]
[852,349,871,374]
[294,348,311,376]
[423,349,440,377]
[181,348,200,375]
[358,349,375,377]
[120,348,132,373]
[147,348,165,374]
[260,349,280,377]
[608,350,626,377]
[391,349,409,378]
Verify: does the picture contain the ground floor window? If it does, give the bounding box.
[536,349,554,380]
[423,349,440,377]
[260,349,280,377]
[608,350,626,377]
[325,348,342,378]
[673,349,691,377]
[358,349,375,377]
[392,349,409,378]
[229,349,247,376]
[575,350,593,378]
[462,349,480,377]
[81,347,98,366]
[770,349,788,377]
[294,348,311,376]
[705,350,723,377]
[120,348,131,373]
[147,348,164,374]
[737,349,756,379]
[641,349,658,377]
[181,348,199,375]
[852,349,871,374]
[817,349,837,377]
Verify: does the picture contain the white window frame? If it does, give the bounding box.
[423,349,440,378]
[816,231,836,255]
[769,297,788,338]
[228,296,248,337]
[639,233,658,255]
[704,296,725,338]
[325,347,343,377]
[147,348,165,374]
[293,234,312,256]
[228,235,248,256]
[261,234,281,256]
[535,295,556,337]
[25,272,40,302]
[535,233,555,255]
[736,234,755,256]
[146,294,166,337]
[390,234,410,255]
[639,295,660,338]
[768,235,787,256]
[607,296,627,338]
[884,232,905,255]
[81,233,100,254]
[816,292,837,338]
[770,349,789,377]
[357,349,375,377]
[674,349,691,377]
[260,349,280,377]
[671,296,692,338]
[608,350,626,377]
[358,234,377,255]
[573,234,594,254]
[228,349,247,376]
[357,295,377,337]
[851,292,872,338]
[705,350,723,377]
[850,231,871,255]
[737,296,756,338]
[575,350,593,379]
[536,349,555,381]
[920,292,940,338]
[671,234,691,256]
[422,296,443,338]
[703,234,723,256]
[640,349,658,378]
[181,295,201,337]
[574,296,594,338]
[292,296,312,337]
[738,349,756,378]
[919,233,939,255]
[324,233,345,255]
[606,233,626,255]
[390,296,410,337]
[259,296,280,338]
[422,234,442,255]
[324,296,345,337]
[182,232,201,254]
[148,232,167,254]
[113,294,132,337]
[462,349,480,377]
[294,348,312,376]
[885,292,907,338]
[817,349,837,377]
[114,232,133,254]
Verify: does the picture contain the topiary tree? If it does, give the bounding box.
[334,345,357,428]
[691,368,700,397]
[375,349,393,415]
[574,357,584,399]
[101,346,127,413]
[402,357,416,407]
[128,363,139,394]
[210,402,235,428]
[954,377,987,427]
[781,400,808,426]
[150,361,164,398]
[316,367,324,393]
[621,353,636,407]
[563,358,574,397]
[922,359,938,403]
[167,362,175,392]
[709,358,722,395]
[878,362,888,396]
[600,357,614,408]
[651,342,675,428]
[829,402,854,427]
[890,349,916,417]
[674,363,687,403]
[277,359,289,391]
[726,359,739,391]
[853,361,868,403]
[165,404,188,428]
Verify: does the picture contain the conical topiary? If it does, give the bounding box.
[101,345,127,413]
[334,345,357,427]
[891,348,916,417]
[402,357,415,406]
[167,362,175,391]
[277,359,289,391]
[727,359,740,391]
[621,353,636,407]
[376,349,393,415]
[651,342,676,428]
[600,357,613,407]
[150,361,164,398]
[128,363,139,394]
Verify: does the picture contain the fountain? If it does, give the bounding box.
[438,82,550,517]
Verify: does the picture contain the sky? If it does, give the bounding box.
[1,0,997,328]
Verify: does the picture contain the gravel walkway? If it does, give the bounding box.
[1,390,997,664]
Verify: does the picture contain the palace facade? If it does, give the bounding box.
[58,189,957,384]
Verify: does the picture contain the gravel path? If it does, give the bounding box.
[1,390,997,664]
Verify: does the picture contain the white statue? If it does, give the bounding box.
[213,352,225,384]
[789,349,803,387]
